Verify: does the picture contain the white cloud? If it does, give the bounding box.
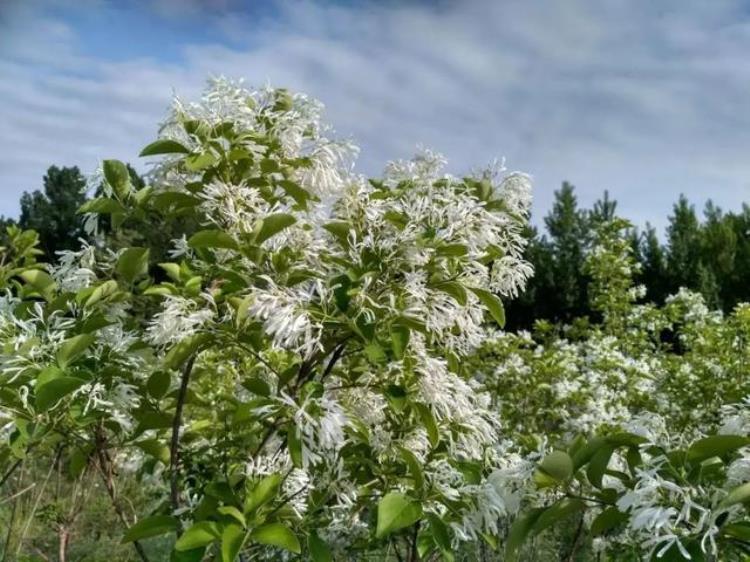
[2,0,750,232]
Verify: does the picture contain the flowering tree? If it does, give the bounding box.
[0,79,534,560]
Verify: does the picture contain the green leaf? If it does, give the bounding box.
[400,447,424,491]
[69,447,90,478]
[20,269,56,301]
[184,152,217,171]
[687,435,750,463]
[175,521,221,551]
[719,482,750,510]
[244,473,281,514]
[428,514,451,551]
[376,492,423,538]
[242,376,271,397]
[572,436,608,470]
[287,428,303,468]
[436,243,468,257]
[36,365,63,386]
[35,377,87,411]
[56,333,95,369]
[534,451,573,488]
[116,247,150,284]
[278,180,312,208]
[135,439,170,465]
[122,515,179,543]
[414,403,439,448]
[78,197,126,215]
[391,325,410,359]
[260,158,280,173]
[159,263,182,282]
[587,445,615,489]
[249,523,301,554]
[308,532,332,562]
[221,524,246,562]
[469,287,505,328]
[365,342,387,363]
[722,522,750,541]
[255,214,297,244]
[134,411,173,434]
[188,230,238,251]
[85,280,119,308]
[170,547,206,562]
[323,221,351,247]
[147,371,171,399]
[505,509,543,562]
[434,281,467,306]
[531,498,585,536]
[164,333,209,370]
[591,507,628,536]
[103,159,132,199]
[140,139,190,157]
[218,506,246,528]
[383,210,408,229]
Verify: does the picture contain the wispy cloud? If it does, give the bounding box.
[2,0,750,230]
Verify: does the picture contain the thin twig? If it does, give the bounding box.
[394,542,405,562]
[565,512,585,562]
[0,458,24,489]
[15,448,62,559]
[1,458,24,562]
[0,483,36,505]
[235,341,282,378]
[95,429,150,562]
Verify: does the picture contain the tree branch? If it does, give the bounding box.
[1,459,24,562]
[565,511,585,562]
[321,340,348,380]
[170,355,196,516]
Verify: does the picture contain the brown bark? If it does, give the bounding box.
[94,429,150,562]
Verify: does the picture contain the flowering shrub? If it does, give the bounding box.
[471,220,750,560]
[0,79,534,561]
[2,79,750,562]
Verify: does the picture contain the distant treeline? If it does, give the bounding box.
[3,167,749,329]
[507,182,750,329]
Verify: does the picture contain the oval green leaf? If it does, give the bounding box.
[140,139,190,157]
[249,523,301,554]
[122,515,179,543]
[175,521,221,551]
[376,492,423,539]
[36,377,87,411]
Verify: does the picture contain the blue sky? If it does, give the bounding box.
[2,0,750,232]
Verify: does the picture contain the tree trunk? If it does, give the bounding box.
[58,528,69,562]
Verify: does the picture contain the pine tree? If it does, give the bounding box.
[700,201,736,309]
[543,182,589,321]
[638,224,669,304]
[665,195,701,293]
[19,166,88,260]
[589,190,618,226]
[725,205,750,308]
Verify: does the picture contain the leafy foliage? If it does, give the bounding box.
[3,78,750,562]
